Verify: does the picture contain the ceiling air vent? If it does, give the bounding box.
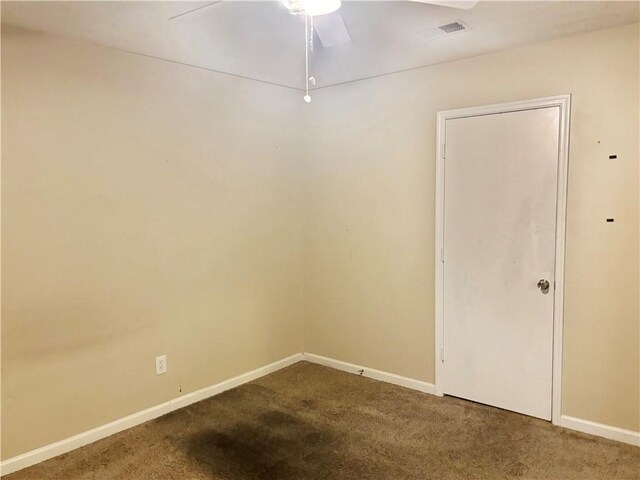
[438,21,466,34]
[418,20,470,41]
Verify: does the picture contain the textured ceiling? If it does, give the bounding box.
[2,1,639,90]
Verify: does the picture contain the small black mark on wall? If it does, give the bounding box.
[609,155,617,160]
[606,218,615,222]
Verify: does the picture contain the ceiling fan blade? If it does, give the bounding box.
[313,11,351,48]
[409,0,479,9]
[168,1,224,21]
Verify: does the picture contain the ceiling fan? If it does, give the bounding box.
[282,0,478,16]
[170,0,480,102]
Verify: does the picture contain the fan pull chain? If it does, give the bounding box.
[304,14,312,103]
[309,15,315,86]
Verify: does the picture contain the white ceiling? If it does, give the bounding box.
[2,1,638,90]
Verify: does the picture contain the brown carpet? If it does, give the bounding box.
[6,361,640,479]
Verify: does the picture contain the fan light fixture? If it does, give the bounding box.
[282,0,342,16]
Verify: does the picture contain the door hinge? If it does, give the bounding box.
[442,143,446,160]
[440,346,445,363]
[440,248,444,263]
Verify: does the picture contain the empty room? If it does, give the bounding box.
[1,0,639,478]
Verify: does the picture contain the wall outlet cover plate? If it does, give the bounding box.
[155,355,167,375]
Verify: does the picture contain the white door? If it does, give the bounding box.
[443,107,560,420]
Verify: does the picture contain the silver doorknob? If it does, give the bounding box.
[537,279,550,294]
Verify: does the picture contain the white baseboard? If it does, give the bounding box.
[0,353,304,477]
[3,353,637,477]
[559,415,640,447]
[302,352,437,395]
[302,353,640,447]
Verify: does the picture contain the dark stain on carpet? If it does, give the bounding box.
[185,410,343,479]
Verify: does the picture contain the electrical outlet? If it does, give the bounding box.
[155,355,167,375]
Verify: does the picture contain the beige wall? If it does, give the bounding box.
[2,21,639,461]
[1,26,304,459]
[302,23,640,432]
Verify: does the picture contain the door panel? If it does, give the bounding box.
[443,107,559,420]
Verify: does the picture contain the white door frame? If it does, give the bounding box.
[434,94,571,426]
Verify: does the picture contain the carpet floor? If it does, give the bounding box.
[6,361,640,480]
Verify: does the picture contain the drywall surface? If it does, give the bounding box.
[302,23,639,432]
[1,26,304,459]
